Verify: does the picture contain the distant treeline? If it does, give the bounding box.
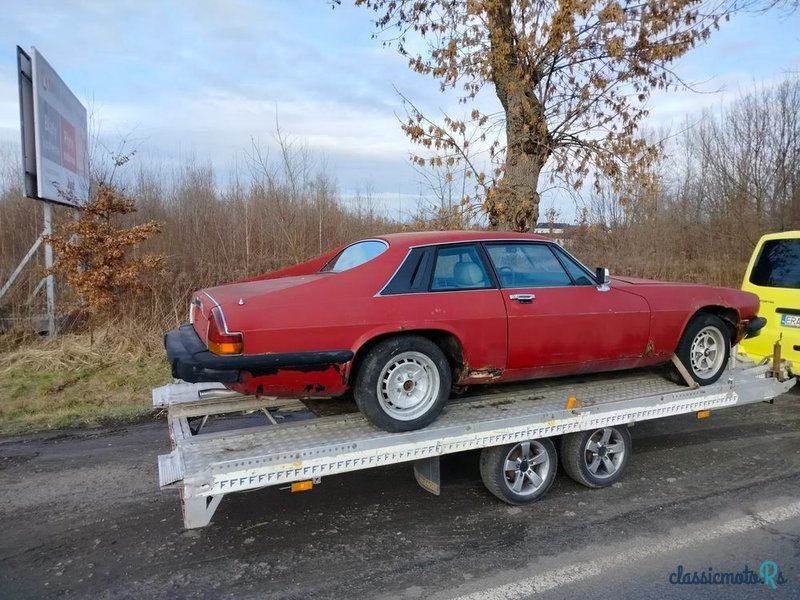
[572,77,800,286]
[1,78,798,336]
[0,137,398,330]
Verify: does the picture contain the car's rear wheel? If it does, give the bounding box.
[671,313,731,385]
[354,335,451,432]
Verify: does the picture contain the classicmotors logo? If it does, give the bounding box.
[669,561,788,590]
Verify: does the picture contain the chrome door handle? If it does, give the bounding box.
[509,293,535,303]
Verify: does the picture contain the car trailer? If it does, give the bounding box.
[155,354,795,529]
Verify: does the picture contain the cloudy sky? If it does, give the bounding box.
[1,1,798,219]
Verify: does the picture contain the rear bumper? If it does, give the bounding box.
[164,324,354,384]
[733,317,767,347]
[744,317,767,338]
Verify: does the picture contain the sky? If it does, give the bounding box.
[0,1,799,221]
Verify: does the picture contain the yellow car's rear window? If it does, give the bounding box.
[749,239,800,289]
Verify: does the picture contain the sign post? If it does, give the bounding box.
[43,202,56,335]
[0,46,90,335]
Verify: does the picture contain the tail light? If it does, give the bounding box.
[207,306,243,355]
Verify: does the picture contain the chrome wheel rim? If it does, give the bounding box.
[501,440,551,496]
[689,326,726,380]
[584,428,625,479]
[377,351,440,421]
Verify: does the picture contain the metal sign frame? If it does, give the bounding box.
[0,46,87,335]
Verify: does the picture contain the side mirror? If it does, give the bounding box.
[595,267,610,286]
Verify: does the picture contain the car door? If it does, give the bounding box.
[376,243,508,383]
[482,242,651,378]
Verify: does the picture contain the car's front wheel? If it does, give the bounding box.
[354,335,452,432]
[671,313,731,385]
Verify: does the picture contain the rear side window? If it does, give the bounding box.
[431,245,493,291]
[749,239,800,289]
[321,240,388,273]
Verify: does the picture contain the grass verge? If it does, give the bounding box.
[0,329,172,435]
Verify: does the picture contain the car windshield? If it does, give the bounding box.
[749,239,800,289]
[320,240,388,273]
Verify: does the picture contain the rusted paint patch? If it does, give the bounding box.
[644,340,654,357]
[467,366,503,380]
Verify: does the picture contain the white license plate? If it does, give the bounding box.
[781,314,800,328]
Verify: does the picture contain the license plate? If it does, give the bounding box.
[781,314,800,328]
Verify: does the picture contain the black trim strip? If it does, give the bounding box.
[165,324,353,382]
[776,307,800,316]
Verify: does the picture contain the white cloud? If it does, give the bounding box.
[0,0,797,214]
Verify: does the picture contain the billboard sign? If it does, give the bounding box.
[18,46,89,207]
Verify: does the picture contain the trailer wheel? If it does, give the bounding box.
[560,425,631,488]
[354,335,451,432]
[479,438,557,505]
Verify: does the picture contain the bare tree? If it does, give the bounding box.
[681,78,800,236]
[351,0,753,231]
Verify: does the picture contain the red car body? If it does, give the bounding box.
[166,231,762,406]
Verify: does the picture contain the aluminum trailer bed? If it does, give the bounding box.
[155,357,795,529]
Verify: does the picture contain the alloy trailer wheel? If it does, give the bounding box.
[354,335,451,432]
[479,438,557,505]
[671,313,732,386]
[560,425,631,488]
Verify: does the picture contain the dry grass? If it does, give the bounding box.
[0,325,171,434]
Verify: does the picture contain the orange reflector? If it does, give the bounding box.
[291,480,314,493]
[696,410,711,420]
[566,396,581,410]
[208,340,243,355]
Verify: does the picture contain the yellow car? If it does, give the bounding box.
[740,230,800,373]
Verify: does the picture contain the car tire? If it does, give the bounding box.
[670,313,731,385]
[560,426,631,488]
[479,438,557,505]
[354,335,452,432]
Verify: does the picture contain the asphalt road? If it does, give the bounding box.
[1,388,799,600]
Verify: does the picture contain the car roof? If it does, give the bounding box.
[755,230,800,243]
[375,230,553,248]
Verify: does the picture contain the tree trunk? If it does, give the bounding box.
[486,126,546,231]
[483,0,550,232]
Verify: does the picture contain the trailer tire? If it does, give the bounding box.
[560,425,631,488]
[354,335,451,432]
[480,438,557,505]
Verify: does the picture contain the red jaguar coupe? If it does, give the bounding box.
[165,231,765,432]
